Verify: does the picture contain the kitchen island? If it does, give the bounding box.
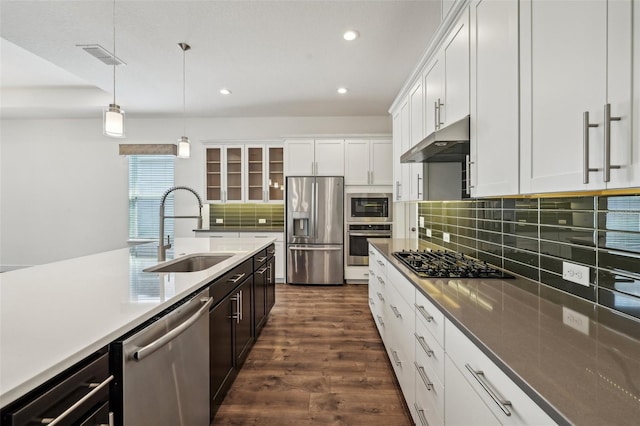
[0,237,275,410]
[369,238,640,426]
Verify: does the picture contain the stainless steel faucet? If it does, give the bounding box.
[158,186,203,261]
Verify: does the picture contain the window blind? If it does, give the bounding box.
[129,155,175,241]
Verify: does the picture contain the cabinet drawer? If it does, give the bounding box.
[209,258,253,304]
[446,322,555,425]
[387,264,415,309]
[369,246,387,277]
[415,289,445,347]
[386,285,414,355]
[415,317,445,384]
[253,248,269,270]
[414,358,445,426]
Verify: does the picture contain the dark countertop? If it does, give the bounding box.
[369,238,640,426]
[194,228,284,233]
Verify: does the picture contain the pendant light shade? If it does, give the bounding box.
[177,42,191,158]
[104,0,125,138]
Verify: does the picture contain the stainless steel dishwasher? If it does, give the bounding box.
[111,288,213,426]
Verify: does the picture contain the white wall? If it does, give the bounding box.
[1,115,390,270]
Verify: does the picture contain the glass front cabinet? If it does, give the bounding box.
[206,144,284,203]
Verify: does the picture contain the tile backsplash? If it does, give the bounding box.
[418,195,640,320]
[208,203,284,230]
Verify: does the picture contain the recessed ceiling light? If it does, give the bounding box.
[343,30,359,41]
[337,87,348,94]
[220,88,232,95]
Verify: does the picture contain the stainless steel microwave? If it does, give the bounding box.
[346,193,392,223]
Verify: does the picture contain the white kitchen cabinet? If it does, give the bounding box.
[442,0,456,20]
[284,139,344,176]
[205,145,244,203]
[408,80,425,202]
[441,7,470,127]
[393,99,412,202]
[520,0,636,193]
[245,145,285,203]
[469,0,519,197]
[446,321,555,426]
[344,139,392,185]
[423,57,444,137]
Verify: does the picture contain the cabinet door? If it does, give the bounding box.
[442,7,470,126]
[409,80,424,146]
[400,100,412,201]
[205,147,223,202]
[424,58,444,135]
[284,140,314,176]
[254,263,268,333]
[344,140,370,185]
[392,111,404,201]
[315,139,345,176]
[235,277,253,366]
[225,146,244,202]
[246,145,266,202]
[266,256,276,311]
[370,140,393,185]
[470,0,519,197]
[267,146,285,202]
[210,297,234,411]
[520,0,607,192]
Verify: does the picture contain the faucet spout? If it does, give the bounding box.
[158,186,204,261]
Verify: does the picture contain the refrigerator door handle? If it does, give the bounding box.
[288,246,342,251]
[314,181,319,238]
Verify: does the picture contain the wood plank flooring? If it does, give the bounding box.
[212,284,412,425]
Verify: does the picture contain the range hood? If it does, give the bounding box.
[400,115,470,163]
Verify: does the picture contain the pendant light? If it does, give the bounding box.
[177,42,191,158]
[104,0,125,138]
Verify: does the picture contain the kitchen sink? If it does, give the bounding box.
[144,254,234,273]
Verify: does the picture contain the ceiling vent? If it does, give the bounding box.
[76,44,125,66]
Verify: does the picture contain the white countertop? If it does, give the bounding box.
[0,237,274,407]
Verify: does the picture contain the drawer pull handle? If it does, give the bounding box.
[229,273,246,283]
[256,256,268,262]
[377,276,385,285]
[368,250,375,255]
[414,361,433,391]
[256,266,268,274]
[465,364,512,416]
[369,270,375,276]
[268,249,276,255]
[391,349,402,367]
[369,297,374,305]
[376,315,384,327]
[414,333,434,357]
[376,259,385,266]
[390,305,402,319]
[377,292,385,302]
[41,375,114,425]
[415,304,434,322]
[413,403,429,426]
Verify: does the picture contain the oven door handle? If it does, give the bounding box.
[348,232,392,237]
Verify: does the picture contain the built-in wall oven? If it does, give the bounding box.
[347,223,392,266]
[346,193,392,223]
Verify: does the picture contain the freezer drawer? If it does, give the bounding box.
[287,245,344,285]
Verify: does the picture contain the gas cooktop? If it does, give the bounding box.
[392,249,514,279]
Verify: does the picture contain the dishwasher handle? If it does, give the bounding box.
[133,297,214,361]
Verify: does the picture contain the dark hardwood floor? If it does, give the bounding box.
[212,283,412,425]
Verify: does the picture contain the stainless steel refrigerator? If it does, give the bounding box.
[286,176,344,285]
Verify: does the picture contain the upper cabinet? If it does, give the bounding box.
[205,143,284,203]
[344,139,393,185]
[441,7,470,127]
[520,0,637,193]
[469,0,519,197]
[284,139,345,176]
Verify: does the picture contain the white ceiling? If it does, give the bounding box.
[0,0,441,119]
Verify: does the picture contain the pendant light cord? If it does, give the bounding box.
[112,0,116,105]
[182,46,186,136]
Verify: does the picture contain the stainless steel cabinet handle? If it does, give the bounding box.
[377,292,384,302]
[415,361,433,391]
[465,154,474,194]
[391,349,402,366]
[583,111,600,184]
[134,297,214,360]
[396,181,401,200]
[267,249,276,255]
[369,297,374,305]
[434,100,439,131]
[436,98,444,129]
[376,259,385,266]
[417,173,423,198]
[266,263,272,283]
[390,305,402,318]
[256,266,268,274]
[42,375,115,426]
[603,103,622,182]
[465,364,513,416]
[414,403,429,426]
[368,250,375,255]
[414,332,434,357]
[377,276,385,285]
[229,295,239,322]
[229,273,246,283]
[376,315,384,327]
[257,256,268,262]
[369,269,375,277]
[415,304,434,322]
[288,246,342,251]
[239,290,243,321]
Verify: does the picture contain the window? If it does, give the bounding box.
[128,155,175,241]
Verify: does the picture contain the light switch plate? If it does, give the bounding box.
[562,261,590,287]
[426,228,432,238]
[258,218,267,224]
[562,306,590,335]
[419,216,425,228]
[215,218,223,224]
[443,232,450,243]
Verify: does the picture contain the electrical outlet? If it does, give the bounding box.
[419,216,425,228]
[562,306,590,335]
[215,218,223,224]
[562,261,589,287]
[443,232,450,243]
[258,218,267,224]
[426,228,432,238]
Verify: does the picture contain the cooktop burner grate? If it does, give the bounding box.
[392,249,514,279]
